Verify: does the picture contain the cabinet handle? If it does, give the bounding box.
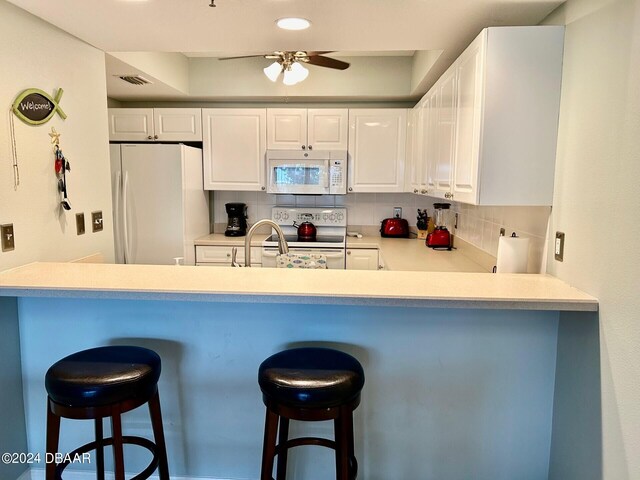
[413,189,418,193]
[347,250,351,255]
[147,135,153,140]
[261,186,266,191]
[348,187,353,192]
[302,145,306,150]
[227,253,231,257]
[154,135,158,140]
[308,145,312,150]
[421,189,427,194]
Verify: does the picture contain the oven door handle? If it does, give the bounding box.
[263,248,345,258]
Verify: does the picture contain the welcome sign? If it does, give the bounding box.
[12,88,67,125]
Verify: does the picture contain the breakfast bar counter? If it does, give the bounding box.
[0,262,597,311]
[0,262,598,480]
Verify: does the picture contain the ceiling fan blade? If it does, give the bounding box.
[305,55,350,70]
[218,54,271,60]
[305,51,334,57]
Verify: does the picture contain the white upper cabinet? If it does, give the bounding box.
[404,104,422,194]
[202,108,267,191]
[348,109,407,193]
[108,108,202,142]
[267,108,348,150]
[416,26,564,205]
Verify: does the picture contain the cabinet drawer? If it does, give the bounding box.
[196,246,262,264]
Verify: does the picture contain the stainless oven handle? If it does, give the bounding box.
[262,248,345,258]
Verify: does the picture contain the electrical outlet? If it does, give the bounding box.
[500,228,506,237]
[555,231,565,262]
[1,224,15,252]
[76,213,85,235]
[91,211,103,233]
[393,207,402,218]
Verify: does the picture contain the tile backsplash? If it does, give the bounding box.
[213,192,550,272]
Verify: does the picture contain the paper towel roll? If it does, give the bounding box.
[496,235,530,273]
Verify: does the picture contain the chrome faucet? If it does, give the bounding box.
[244,219,289,267]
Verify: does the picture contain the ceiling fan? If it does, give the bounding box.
[219,51,350,85]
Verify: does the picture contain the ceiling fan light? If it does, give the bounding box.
[263,61,282,82]
[276,17,311,31]
[290,62,309,82]
[282,68,299,86]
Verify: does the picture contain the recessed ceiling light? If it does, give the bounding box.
[276,18,311,31]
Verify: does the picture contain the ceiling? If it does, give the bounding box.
[8,0,565,102]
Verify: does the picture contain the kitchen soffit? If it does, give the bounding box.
[8,0,564,101]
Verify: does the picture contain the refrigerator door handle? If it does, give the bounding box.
[114,170,122,261]
[123,171,131,264]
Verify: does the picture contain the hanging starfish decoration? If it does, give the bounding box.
[49,126,61,146]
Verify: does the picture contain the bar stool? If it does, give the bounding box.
[44,346,170,480]
[258,347,365,480]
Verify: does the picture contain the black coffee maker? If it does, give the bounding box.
[225,202,248,237]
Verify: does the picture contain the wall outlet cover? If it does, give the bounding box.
[555,231,565,261]
[91,211,103,233]
[393,207,402,218]
[1,224,15,252]
[76,213,85,235]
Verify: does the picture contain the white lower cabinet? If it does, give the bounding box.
[346,248,381,270]
[196,245,262,267]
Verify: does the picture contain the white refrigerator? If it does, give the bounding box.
[109,144,209,265]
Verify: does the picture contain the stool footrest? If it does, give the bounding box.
[276,436,336,453]
[54,436,159,480]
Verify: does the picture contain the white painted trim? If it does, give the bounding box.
[19,468,233,480]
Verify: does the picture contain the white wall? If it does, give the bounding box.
[543,0,640,478]
[0,0,114,270]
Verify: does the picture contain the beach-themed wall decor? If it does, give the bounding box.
[12,88,66,125]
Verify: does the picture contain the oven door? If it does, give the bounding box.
[267,158,330,195]
[262,247,346,269]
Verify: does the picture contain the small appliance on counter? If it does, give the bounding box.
[380,208,410,238]
[426,203,452,250]
[225,202,248,237]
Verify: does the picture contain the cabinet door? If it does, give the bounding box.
[405,105,422,194]
[418,97,432,195]
[346,249,380,270]
[196,246,262,266]
[433,71,457,198]
[202,109,266,191]
[452,35,485,204]
[267,109,307,150]
[348,109,407,193]
[307,109,348,150]
[108,108,154,141]
[424,90,439,194]
[153,108,202,141]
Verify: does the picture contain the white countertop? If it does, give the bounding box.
[0,262,598,311]
[195,233,269,246]
[346,236,488,272]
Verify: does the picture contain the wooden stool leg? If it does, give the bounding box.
[276,417,290,480]
[260,408,279,480]
[95,418,105,480]
[335,406,351,480]
[344,408,357,480]
[111,412,125,480]
[148,390,170,480]
[45,399,60,480]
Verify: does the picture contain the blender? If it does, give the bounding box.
[426,203,451,250]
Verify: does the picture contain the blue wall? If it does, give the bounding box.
[18,297,559,480]
[0,297,27,480]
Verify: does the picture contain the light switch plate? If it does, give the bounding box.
[555,231,565,262]
[76,213,85,235]
[1,224,15,252]
[91,211,103,233]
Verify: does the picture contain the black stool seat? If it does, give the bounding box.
[45,346,161,408]
[259,347,365,409]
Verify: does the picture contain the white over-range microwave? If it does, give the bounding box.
[266,150,347,195]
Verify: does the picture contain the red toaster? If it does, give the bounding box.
[380,218,410,238]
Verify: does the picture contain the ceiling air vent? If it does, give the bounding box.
[116,75,152,86]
